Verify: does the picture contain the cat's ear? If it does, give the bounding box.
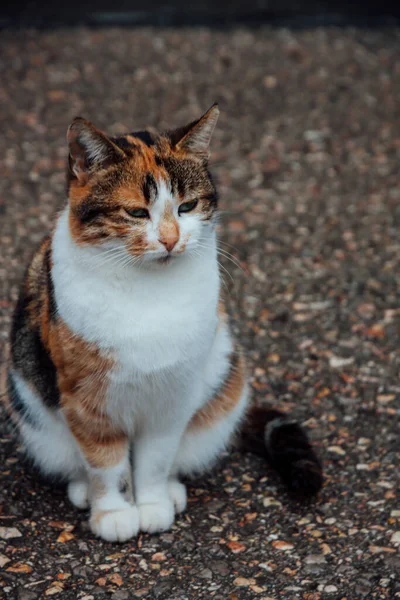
[171,104,219,158]
[67,117,124,185]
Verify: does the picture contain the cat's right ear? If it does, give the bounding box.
[67,117,124,185]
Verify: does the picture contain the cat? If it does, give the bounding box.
[7,105,323,542]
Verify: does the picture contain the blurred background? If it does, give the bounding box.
[2,0,400,27]
[1,3,400,600]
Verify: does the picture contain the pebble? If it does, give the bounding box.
[0,553,11,567]
[304,555,326,565]
[391,531,400,545]
[0,526,22,539]
[272,541,294,551]
[329,356,354,369]
[324,585,338,593]
[234,577,256,587]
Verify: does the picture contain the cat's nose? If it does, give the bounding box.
[158,235,178,252]
[158,220,179,253]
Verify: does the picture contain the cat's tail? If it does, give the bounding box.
[240,406,323,498]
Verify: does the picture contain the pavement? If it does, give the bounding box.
[0,26,399,600]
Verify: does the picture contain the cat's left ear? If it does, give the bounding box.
[171,104,220,158]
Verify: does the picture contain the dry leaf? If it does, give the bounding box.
[369,545,396,553]
[6,562,33,574]
[49,521,74,531]
[151,552,166,561]
[56,530,75,543]
[45,584,64,596]
[227,541,246,554]
[109,573,123,586]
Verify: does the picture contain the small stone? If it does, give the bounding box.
[358,438,371,445]
[324,585,338,593]
[0,526,22,539]
[377,394,395,404]
[250,585,265,593]
[304,555,326,565]
[263,75,277,88]
[151,552,166,562]
[133,588,150,598]
[310,530,323,538]
[391,532,400,545]
[329,356,354,369]
[0,553,11,567]
[263,498,282,508]
[327,446,346,456]
[391,511,400,518]
[272,540,294,551]
[211,560,230,576]
[112,592,130,600]
[18,591,38,600]
[234,577,256,587]
[45,584,64,596]
[199,568,213,579]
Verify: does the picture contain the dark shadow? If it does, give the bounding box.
[1,0,400,29]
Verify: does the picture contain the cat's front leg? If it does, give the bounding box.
[133,427,186,533]
[63,404,139,542]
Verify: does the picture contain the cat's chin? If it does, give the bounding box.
[157,255,175,265]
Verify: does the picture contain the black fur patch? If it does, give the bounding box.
[74,197,105,223]
[241,407,323,498]
[131,130,157,147]
[44,247,57,321]
[11,270,60,410]
[111,136,135,154]
[142,173,157,204]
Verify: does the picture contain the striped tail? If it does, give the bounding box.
[240,406,323,498]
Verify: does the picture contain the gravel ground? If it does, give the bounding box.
[0,26,400,600]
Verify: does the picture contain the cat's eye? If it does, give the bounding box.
[178,200,198,215]
[126,208,150,219]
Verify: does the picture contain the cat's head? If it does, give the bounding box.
[66,105,219,266]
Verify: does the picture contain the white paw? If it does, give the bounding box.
[68,479,89,509]
[90,505,139,542]
[168,479,187,514]
[138,497,175,533]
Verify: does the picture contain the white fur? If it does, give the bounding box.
[67,478,89,509]
[15,185,248,541]
[10,370,83,478]
[90,505,140,543]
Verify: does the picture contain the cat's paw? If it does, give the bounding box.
[90,505,140,542]
[138,497,175,533]
[168,479,187,514]
[68,478,89,510]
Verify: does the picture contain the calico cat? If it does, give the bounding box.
[7,105,322,542]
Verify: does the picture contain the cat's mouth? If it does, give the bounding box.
[157,255,174,265]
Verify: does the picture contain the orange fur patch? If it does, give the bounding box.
[47,321,126,469]
[188,347,246,431]
[23,240,126,469]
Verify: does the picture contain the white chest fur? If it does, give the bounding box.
[51,209,220,377]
